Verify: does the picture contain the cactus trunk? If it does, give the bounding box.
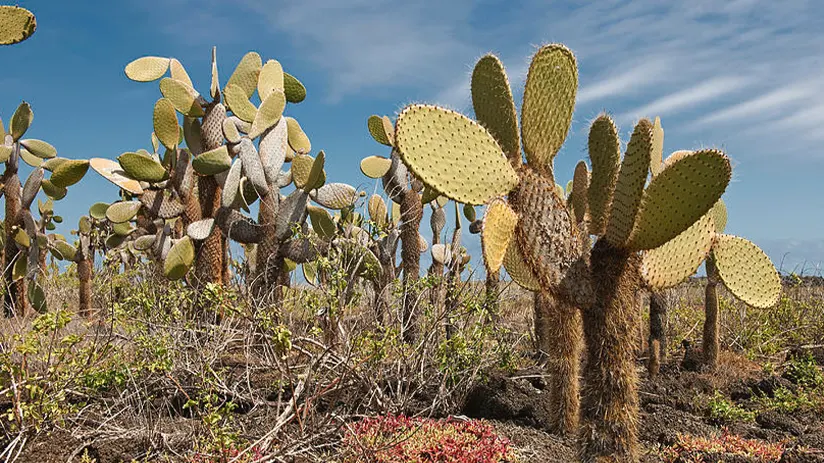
[536,291,582,436]
[703,256,720,370]
[648,291,668,376]
[3,170,27,317]
[428,233,444,314]
[485,269,500,319]
[400,189,422,342]
[78,256,93,317]
[252,192,283,306]
[580,240,640,463]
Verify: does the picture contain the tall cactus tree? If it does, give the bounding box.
[389,44,732,461]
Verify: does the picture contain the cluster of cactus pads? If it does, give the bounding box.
[386,44,773,461]
[88,48,360,303]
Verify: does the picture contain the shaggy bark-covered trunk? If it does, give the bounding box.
[648,291,668,377]
[536,291,583,437]
[78,256,93,317]
[485,269,500,320]
[252,192,283,309]
[3,166,27,317]
[580,240,641,462]
[703,256,720,370]
[400,189,422,342]
[193,103,226,289]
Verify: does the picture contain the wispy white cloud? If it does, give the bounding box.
[690,83,817,128]
[577,59,671,105]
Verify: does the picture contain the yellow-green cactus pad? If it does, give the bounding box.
[711,199,727,234]
[286,117,311,154]
[169,58,193,87]
[258,59,284,101]
[395,104,518,205]
[41,180,67,200]
[503,241,541,291]
[626,149,731,251]
[52,240,77,261]
[118,151,167,183]
[183,116,202,154]
[125,56,169,82]
[227,51,262,99]
[50,159,89,188]
[587,114,621,236]
[308,205,336,238]
[570,160,589,223]
[42,157,68,172]
[291,154,314,189]
[210,46,220,99]
[90,158,144,194]
[471,54,520,164]
[713,234,781,308]
[303,261,318,285]
[463,204,476,222]
[89,202,110,220]
[222,118,241,144]
[311,183,357,210]
[10,101,32,141]
[421,186,440,205]
[249,90,286,139]
[113,221,135,236]
[521,44,577,173]
[133,235,155,251]
[368,115,393,146]
[20,139,56,159]
[0,145,12,163]
[221,159,242,209]
[650,116,664,176]
[360,155,392,178]
[19,147,42,167]
[22,167,43,209]
[186,218,215,241]
[159,78,204,117]
[604,118,653,247]
[481,198,518,274]
[28,281,46,313]
[223,84,258,123]
[153,99,179,150]
[0,6,36,45]
[11,256,26,281]
[641,213,714,290]
[283,72,307,103]
[193,145,232,176]
[368,194,388,228]
[391,201,402,226]
[106,201,141,224]
[164,236,195,280]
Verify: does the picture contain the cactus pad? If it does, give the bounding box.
[89,202,110,220]
[50,159,89,188]
[587,114,621,236]
[249,90,286,139]
[20,139,56,159]
[153,99,179,150]
[368,195,388,228]
[481,198,518,274]
[286,117,311,154]
[0,145,11,163]
[626,149,731,251]
[125,56,169,82]
[19,147,43,167]
[140,190,185,219]
[216,208,263,244]
[711,199,727,234]
[52,240,77,261]
[41,180,66,200]
[106,201,141,223]
[311,183,357,210]
[0,6,36,45]
[712,234,781,308]
[307,205,335,238]
[221,159,242,209]
[224,84,258,123]
[283,72,306,103]
[118,151,167,183]
[360,155,392,178]
[641,213,715,290]
[570,160,589,223]
[502,241,541,291]
[291,154,314,189]
[10,102,32,141]
[275,190,309,240]
[650,117,664,176]
[227,52,262,98]
[159,78,204,117]
[604,118,653,247]
[21,167,44,210]
[193,145,232,176]
[368,115,393,146]
[394,104,518,205]
[169,58,193,87]
[521,44,577,173]
[431,243,452,265]
[91,158,144,194]
[222,118,241,144]
[258,59,285,101]
[238,139,269,196]
[471,54,520,164]
[430,206,446,235]
[187,218,215,241]
[164,236,195,280]
[304,150,326,192]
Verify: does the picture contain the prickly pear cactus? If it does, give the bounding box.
[0,5,36,45]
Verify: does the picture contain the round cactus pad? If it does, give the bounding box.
[626,149,731,251]
[0,6,36,45]
[164,236,195,280]
[503,241,541,291]
[360,156,392,178]
[283,72,307,104]
[368,195,388,228]
[431,244,452,266]
[291,154,314,189]
[311,183,357,210]
[224,84,259,123]
[20,139,56,159]
[258,60,285,101]
[641,213,714,290]
[471,54,520,164]
[394,104,518,205]
[227,52,262,99]
[604,118,653,248]
[713,234,781,309]
[169,58,193,87]
[368,115,393,146]
[521,44,577,173]
[125,56,169,82]
[50,159,90,188]
[19,147,43,168]
[186,218,215,241]
[118,152,167,183]
[570,160,589,223]
[221,159,242,209]
[153,99,180,150]
[10,101,33,141]
[90,158,144,195]
[193,146,232,176]
[481,198,518,274]
[159,78,204,117]
[41,180,67,200]
[286,117,311,154]
[106,201,142,224]
[587,114,621,236]
[249,90,286,139]
[238,139,269,196]
[89,202,110,220]
[307,205,336,238]
[711,199,727,234]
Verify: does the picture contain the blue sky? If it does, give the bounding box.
[3,0,823,276]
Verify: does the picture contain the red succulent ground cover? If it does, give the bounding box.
[659,428,786,462]
[341,414,516,462]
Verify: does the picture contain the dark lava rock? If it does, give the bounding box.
[462,374,553,430]
[757,410,805,436]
